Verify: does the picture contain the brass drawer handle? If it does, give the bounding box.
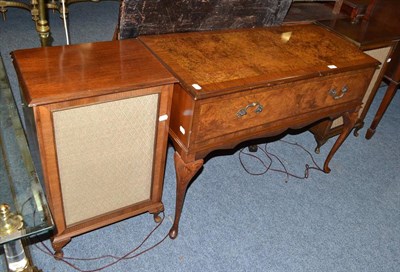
[236,102,263,118]
[329,85,348,100]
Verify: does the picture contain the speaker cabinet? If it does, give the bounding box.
[12,40,176,257]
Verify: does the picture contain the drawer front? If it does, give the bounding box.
[196,70,371,143]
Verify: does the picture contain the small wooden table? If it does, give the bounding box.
[139,24,378,238]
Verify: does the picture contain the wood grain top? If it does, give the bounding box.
[12,39,177,106]
[139,24,379,99]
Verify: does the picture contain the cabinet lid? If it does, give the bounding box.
[12,39,177,106]
[140,24,379,100]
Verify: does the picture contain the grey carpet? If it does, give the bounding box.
[0,3,399,271]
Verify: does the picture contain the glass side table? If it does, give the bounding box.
[0,56,53,271]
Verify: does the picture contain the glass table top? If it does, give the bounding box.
[0,56,53,245]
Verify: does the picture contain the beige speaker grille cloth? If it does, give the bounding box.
[331,46,391,128]
[53,94,159,226]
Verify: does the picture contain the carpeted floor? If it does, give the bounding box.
[0,3,399,271]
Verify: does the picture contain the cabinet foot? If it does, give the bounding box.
[51,237,71,259]
[153,212,162,223]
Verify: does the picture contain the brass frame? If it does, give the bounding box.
[0,0,102,46]
[0,0,49,46]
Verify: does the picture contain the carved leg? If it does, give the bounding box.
[366,82,398,140]
[323,110,359,173]
[51,237,71,259]
[169,152,203,239]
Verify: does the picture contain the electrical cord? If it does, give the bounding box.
[23,186,169,271]
[32,212,169,271]
[238,139,325,182]
[61,0,70,45]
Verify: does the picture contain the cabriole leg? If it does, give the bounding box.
[323,110,359,173]
[169,152,203,239]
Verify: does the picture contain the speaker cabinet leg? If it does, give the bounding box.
[149,203,164,223]
[151,209,163,223]
[153,213,162,223]
[323,110,358,173]
[51,237,71,259]
[169,152,203,239]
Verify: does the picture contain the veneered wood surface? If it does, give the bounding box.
[12,39,176,106]
[140,24,378,100]
[195,69,372,143]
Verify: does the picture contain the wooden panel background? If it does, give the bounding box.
[117,0,293,39]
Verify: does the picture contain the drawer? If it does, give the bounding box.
[195,69,371,143]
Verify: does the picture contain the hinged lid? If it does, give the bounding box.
[140,24,379,100]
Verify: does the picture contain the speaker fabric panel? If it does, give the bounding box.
[53,94,159,226]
